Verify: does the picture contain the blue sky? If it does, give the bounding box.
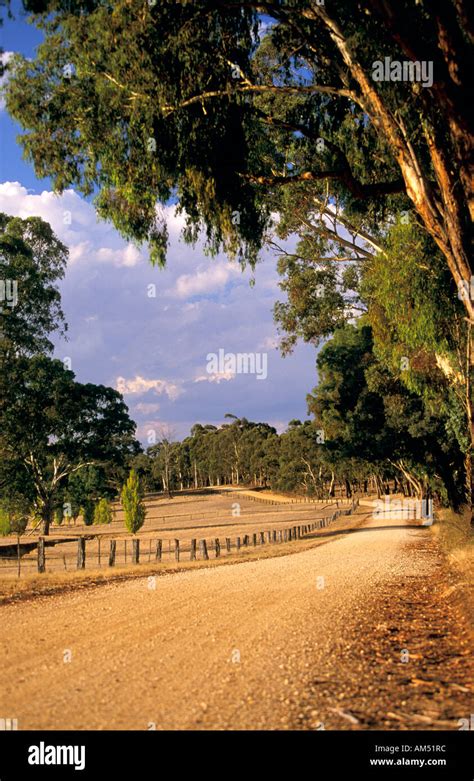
[0,6,318,442]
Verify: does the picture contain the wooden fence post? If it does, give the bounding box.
[252,533,257,546]
[236,536,241,551]
[225,537,231,553]
[109,540,116,567]
[174,539,180,562]
[259,531,265,545]
[155,539,162,562]
[243,534,249,546]
[132,538,140,564]
[190,538,197,561]
[272,530,277,543]
[77,537,86,569]
[37,538,46,573]
[215,538,221,558]
[199,539,209,560]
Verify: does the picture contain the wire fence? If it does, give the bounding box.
[0,500,359,577]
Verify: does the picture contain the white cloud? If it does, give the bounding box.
[172,261,241,299]
[0,51,15,112]
[96,244,142,267]
[134,402,161,415]
[116,375,183,401]
[0,182,143,267]
[194,371,236,384]
[259,335,280,350]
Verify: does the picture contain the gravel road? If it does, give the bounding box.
[0,510,471,730]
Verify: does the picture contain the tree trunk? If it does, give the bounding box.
[328,470,335,497]
[312,4,474,323]
[41,504,53,536]
[466,324,474,524]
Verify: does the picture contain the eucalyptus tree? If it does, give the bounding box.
[0,356,138,533]
[4,1,472,316]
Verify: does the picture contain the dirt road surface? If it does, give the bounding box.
[1,510,471,730]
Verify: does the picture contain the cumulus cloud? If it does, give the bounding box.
[259,335,280,350]
[116,375,183,401]
[194,371,236,384]
[96,244,142,267]
[0,182,144,268]
[0,51,15,111]
[134,402,161,415]
[172,261,241,299]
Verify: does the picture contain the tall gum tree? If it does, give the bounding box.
[3,0,473,507]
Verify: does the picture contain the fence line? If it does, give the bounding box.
[218,492,343,507]
[0,500,359,576]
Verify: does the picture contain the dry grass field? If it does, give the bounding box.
[0,488,347,581]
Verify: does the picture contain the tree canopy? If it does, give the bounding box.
[0,213,67,356]
[3,0,472,319]
[0,355,138,532]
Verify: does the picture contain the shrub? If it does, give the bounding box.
[10,515,28,536]
[94,498,112,525]
[0,501,29,536]
[82,501,94,526]
[0,507,11,536]
[121,470,146,533]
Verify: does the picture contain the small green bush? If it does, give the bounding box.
[94,498,112,525]
[0,507,11,536]
[82,501,94,526]
[121,470,146,533]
